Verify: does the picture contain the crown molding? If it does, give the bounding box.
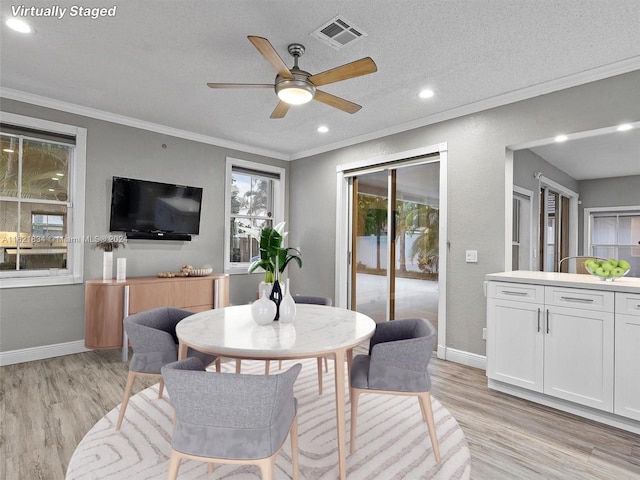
[3,56,639,162]
[290,56,640,160]
[0,88,290,161]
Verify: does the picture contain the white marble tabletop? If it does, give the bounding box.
[176,303,376,360]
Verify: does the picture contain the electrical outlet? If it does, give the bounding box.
[482,328,487,340]
[466,250,478,263]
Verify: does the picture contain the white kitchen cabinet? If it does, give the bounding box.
[614,292,640,421]
[486,282,544,392]
[487,281,614,412]
[486,271,640,434]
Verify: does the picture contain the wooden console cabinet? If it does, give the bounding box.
[85,274,229,353]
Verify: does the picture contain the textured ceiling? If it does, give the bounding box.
[2,0,640,167]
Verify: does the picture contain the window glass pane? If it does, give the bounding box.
[617,215,640,245]
[1,202,68,271]
[231,172,251,215]
[230,217,251,263]
[0,201,19,270]
[616,246,640,277]
[593,246,615,260]
[0,135,20,197]
[592,216,616,244]
[21,138,70,201]
[249,177,272,218]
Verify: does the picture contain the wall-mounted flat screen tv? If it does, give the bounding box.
[109,176,203,240]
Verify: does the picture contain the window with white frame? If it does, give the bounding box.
[224,157,285,274]
[587,207,640,277]
[0,112,86,288]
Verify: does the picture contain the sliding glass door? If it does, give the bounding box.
[349,161,440,330]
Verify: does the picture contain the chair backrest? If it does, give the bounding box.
[293,295,332,306]
[124,307,193,374]
[367,317,437,392]
[162,358,301,460]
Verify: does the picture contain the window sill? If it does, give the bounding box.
[0,273,82,289]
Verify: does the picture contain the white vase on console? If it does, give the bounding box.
[102,251,113,281]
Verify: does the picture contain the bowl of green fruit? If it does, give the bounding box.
[584,258,631,281]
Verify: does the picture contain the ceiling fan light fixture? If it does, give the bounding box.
[276,79,316,105]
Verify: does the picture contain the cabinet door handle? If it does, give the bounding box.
[502,290,528,296]
[560,296,594,303]
[546,309,550,334]
[537,307,541,333]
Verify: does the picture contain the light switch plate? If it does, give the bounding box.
[465,250,478,263]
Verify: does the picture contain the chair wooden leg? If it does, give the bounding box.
[316,357,324,394]
[420,392,441,462]
[215,358,221,372]
[350,388,360,454]
[324,356,329,372]
[207,462,214,473]
[257,456,275,480]
[235,359,241,373]
[116,371,137,430]
[291,414,299,480]
[418,394,427,421]
[278,360,283,370]
[158,377,165,399]
[265,360,270,375]
[167,449,181,480]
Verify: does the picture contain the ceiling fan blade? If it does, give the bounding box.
[270,101,290,119]
[308,57,377,87]
[207,83,273,89]
[248,36,294,79]
[314,90,362,114]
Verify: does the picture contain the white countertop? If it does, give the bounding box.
[486,271,640,294]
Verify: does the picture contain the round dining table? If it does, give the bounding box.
[176,303,376,480]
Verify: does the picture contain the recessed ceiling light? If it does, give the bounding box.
[2,148,15,153]
[554,134,568,142]
[6,18,33,34]
[48,188,55,192]
[317,126,329,133]
[419,89,435,99]
[617,123,633,132]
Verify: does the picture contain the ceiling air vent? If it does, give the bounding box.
[311,16,367,50]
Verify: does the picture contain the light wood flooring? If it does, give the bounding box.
[1,349,639,479]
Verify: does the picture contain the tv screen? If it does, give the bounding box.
[109,177,203,236]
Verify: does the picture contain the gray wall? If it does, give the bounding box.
[2,71,640,357]
[289,70,640,356]
[0,99,287,351]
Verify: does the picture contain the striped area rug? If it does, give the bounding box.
[66,359,471,479]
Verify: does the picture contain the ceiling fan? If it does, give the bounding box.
[207,35,377,119]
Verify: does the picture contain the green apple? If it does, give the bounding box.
[584,259,598,270]
[606,259,618,268]
[618,259,631,271]
[611,267,626,277]
[601,262,615,271]
[594,267,609,277]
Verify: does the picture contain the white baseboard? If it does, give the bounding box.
[0,340,90,366]
[442,346,487,370]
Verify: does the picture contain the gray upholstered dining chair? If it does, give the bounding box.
[349,317,441,461]
[162,357,302,480]
[115,307,218,431]
[265,295,333,394]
